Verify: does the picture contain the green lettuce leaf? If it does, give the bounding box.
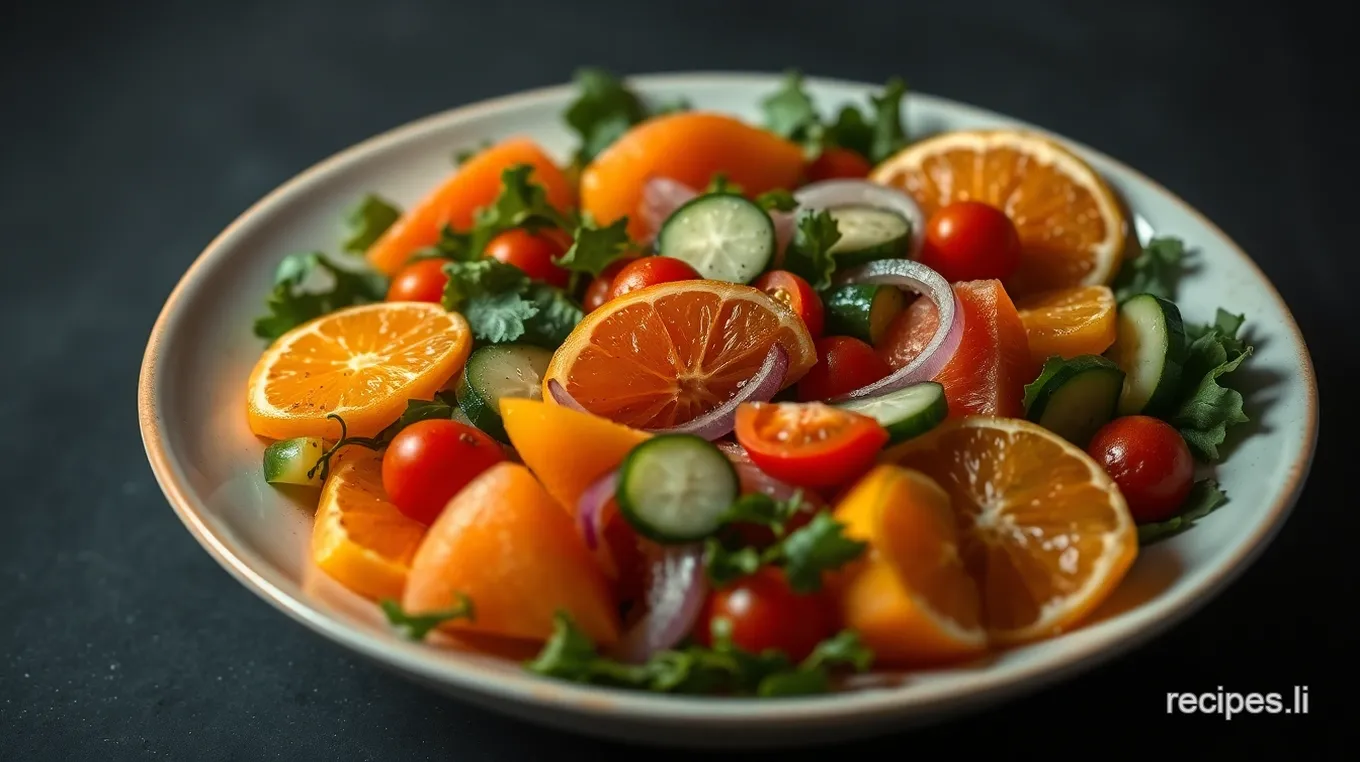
[1137,480,1230,545]
[342,194,401,253]
[782,210,843,289]
[1170,308,1253,460]
[1112,237,1186,302]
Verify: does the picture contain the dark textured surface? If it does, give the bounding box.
[2,0,1354,758]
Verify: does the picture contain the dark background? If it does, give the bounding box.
[3,0,1354,758]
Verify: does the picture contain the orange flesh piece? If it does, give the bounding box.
[890,423,1132,635]
[562,289,795,428]
[580,112,806,239]
[877,280,1035,418]
[365,137,575,275]
[898,146,1115,294]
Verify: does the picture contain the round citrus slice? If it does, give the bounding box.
[247,302,472,440]
[311,451,426,602]
[882,416,1136,643]
[544,281,816,429]
[871,129,1127,296]
[833,465,987,665]
[1015,284,1118,365]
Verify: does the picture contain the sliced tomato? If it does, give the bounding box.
[753,270,824,339]
[734,402,889,489]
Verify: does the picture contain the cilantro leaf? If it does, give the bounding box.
[703,539,764,587]
[705,173,744,195]
[441,259,582,346]
[342,194,401,253]
[471,164,575,242]
[866,77,909,163]
[1113,237,1186,302]
[554,217,631,276]
[373,394,459,443]
[774,512,868,593]
[380,594,475,641]
[760,70,821,143]
[526,613,872,696]
[1138,480,1230,545]
[253,253,388,340]
[452,139,493,165]
[1170,308,1254,460]
[720,492,806,532]
[755,189,799,212]
[563,68,648,165]
[822,105,873,159]
[782,210,843,289]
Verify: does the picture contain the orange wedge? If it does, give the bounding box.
[882,417,1136,643]
[872,129,1127,296]
[311,450,426,602]
[247,302,472,440]
[833,465,987,665]
[1015,285,1118,365]
[543,281,817,429]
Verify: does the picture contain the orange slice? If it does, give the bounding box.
[543,281,817,429]
[1015,285,1118,365]
[871,129,1127,296]
[833,465,987,665]
[882,417,1136,643]
[311,450,426,602]
[247,302,472,440]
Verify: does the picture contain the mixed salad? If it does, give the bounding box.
[245,70,1255,697]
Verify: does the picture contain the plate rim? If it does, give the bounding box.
[137,71,1319,727]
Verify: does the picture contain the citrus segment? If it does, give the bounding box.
[833,465,987,665]
[247,302,472,440]
[402,463,620,645]
[311,451,426,602]
[876,280,1035,418]
[882,417,1136,643]
[872,129,1127,296]
[366,137,575,275]
[581,112,806,239]
[544,281,816,429]
[1016,285,1118,364]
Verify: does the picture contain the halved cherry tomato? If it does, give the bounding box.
[583,255,639,312]
[608,256,701,299]
[1087,416,1194,523]
[920,201,1021,283]
[386,258,450,303]
[798,336,892,401]
[485,228,572,288]
[735,401,889,489]
[753,270,824,339]
[806,146,873,182]
[696,567,834,661]
[382,419,507,525]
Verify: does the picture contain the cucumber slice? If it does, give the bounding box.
[263,437,327,487]
[1024,356,1125,446]
[656,193,775,284]
[1107,294,1186,416]
[834,382,947,444]
[822,284,907,344]
[615,434,739,544]
[456,344,553,443]
[827,206,912,263]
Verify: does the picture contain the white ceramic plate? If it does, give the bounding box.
[138,73,1318,748]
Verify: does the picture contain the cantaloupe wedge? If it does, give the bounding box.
[401,463,619,645]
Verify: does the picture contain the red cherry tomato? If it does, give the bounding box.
[381,419,507,525]
[920,201,1022,282]
[735,401,889,489]
[386,258,450,303]
[484,228,571,288]
[608,256,702,299]
[798,336,892,401]
[806,146,873,181]
[696,567,834,661]
[1087,416,1194,523]
[753,270,824,339]
[583,256,638,312]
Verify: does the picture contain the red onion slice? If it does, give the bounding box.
[548,345,788,441]
[575,470,618,551]
[610,543,708,663]
[794,179,927,258]
[640,177,699,242]
[829,259,964,402]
